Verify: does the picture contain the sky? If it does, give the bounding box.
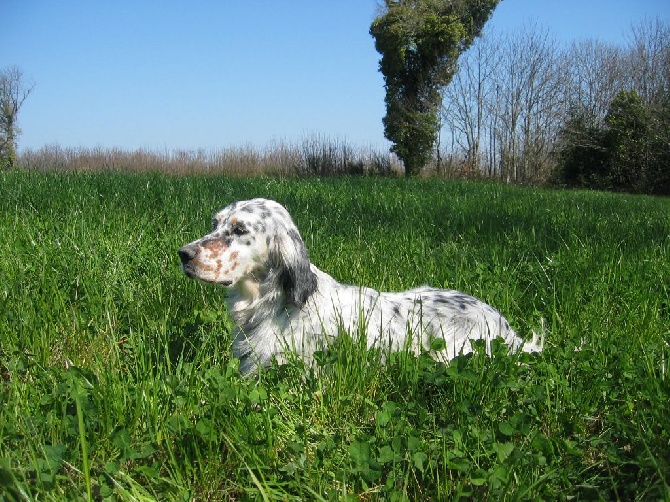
[3,0,669,153]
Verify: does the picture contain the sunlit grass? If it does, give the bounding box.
[1,170,668,500]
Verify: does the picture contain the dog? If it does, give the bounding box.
[178,198,543,375]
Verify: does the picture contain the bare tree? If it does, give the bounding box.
[0,66,34,168]
[442,33,500,174]
[565,39,625,125]
[441,25,566,183]
[626,18,670,107]
[487,25,565,182]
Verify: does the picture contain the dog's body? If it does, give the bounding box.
[178,198,542,375]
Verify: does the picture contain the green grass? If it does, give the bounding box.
[1,170,668,500]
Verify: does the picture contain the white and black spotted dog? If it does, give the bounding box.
[178,198,543,375]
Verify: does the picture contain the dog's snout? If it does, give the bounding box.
[178,245,197,264]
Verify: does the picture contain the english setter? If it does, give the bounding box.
[178,198,543,375]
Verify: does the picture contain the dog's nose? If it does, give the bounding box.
[178,245,197,264]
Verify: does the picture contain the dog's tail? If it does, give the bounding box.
[521,318,545,353]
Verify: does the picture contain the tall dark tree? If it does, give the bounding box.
[556,89,670,195]
[555,108,610,188]
[605,90,651,191]
[370,0,500,176]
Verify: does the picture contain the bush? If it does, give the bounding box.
[555,90,670,195]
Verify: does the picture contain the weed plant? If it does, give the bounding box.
[0,171,668,500]
[18,140,401,177]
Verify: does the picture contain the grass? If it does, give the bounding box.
[0,170,668,500]
[18,139,401,177]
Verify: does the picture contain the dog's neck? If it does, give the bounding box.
[226,269,288,329]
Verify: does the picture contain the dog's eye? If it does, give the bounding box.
[232,223,248,236]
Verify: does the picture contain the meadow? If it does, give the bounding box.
[0,170,668,500]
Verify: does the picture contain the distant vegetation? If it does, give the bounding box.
[10,18,670,195]
[17,17,670,195]
[1,172,669,499]
[440,18,670,194]
[18,137,402,177]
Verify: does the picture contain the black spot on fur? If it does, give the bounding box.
[232,221,248,235]
[274,232,317,308]
[288,229,302,243]
[281,262,317,307]
[452,294,477,308]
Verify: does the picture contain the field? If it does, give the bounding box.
[1,170,668,500]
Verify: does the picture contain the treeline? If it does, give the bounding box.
[440,18,670,194]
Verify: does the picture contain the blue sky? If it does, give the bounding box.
[3,0,669,152]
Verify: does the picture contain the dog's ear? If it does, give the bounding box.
[271,227,317,307]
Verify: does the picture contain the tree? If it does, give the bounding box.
[556,90,670,194]
[441,32,499,173]
[605,89,670,194]
[0,66,34,169]
[554,20,669,193]
[487,25,565,183]
[555,108,610,188]
[626,18,670,108]
[441,24,566,182]
[370,0,500,176]
[565,39,625,126]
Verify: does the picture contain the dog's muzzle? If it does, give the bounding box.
[178,244,197,265]
[178,244,199,279]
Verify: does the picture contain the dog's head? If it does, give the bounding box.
[178,198,317,307]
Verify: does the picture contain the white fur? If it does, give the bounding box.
[179,198,543,375]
